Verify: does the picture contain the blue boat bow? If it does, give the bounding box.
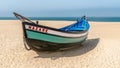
[59,16,89,32]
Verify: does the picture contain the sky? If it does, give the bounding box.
[0,0,120,17]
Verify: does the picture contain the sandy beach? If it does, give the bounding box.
[0,20,120,68]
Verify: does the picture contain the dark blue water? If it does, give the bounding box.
[0,17,120,22]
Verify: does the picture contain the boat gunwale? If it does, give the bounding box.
[23,21,90,34]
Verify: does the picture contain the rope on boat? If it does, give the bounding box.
[23,36,31,50]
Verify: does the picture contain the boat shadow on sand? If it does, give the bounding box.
[32,38,100,59]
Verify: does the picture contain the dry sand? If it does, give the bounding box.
[0,20,120,68]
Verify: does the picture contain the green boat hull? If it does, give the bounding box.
[26,30,87,44]
[22,22,89,51]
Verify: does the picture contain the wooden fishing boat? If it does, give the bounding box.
[13,12,90,51]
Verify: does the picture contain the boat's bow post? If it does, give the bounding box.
[13,12,34,51]
[76,15,86,22]
[13,12,35,24]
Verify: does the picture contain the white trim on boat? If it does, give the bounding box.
[25,25,88,37]
[48,30,88,37]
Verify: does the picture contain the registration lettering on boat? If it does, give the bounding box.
[25,25,48,33]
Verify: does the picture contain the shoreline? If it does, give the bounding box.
[1,16,120,22]
[1,20,120,22]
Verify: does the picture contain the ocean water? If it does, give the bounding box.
[0,17,120,22]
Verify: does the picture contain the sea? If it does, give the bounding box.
[0,17,120,22]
